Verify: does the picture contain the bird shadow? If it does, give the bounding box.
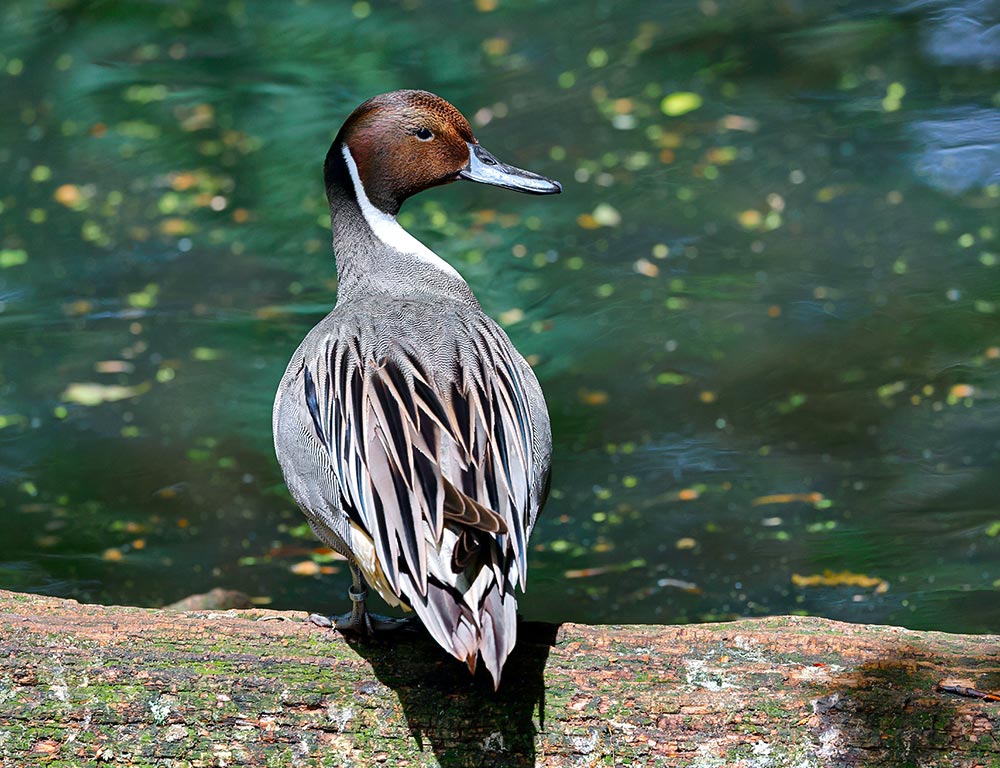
[349,619,559,768]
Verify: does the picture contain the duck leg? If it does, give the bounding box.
[307,561,411,635]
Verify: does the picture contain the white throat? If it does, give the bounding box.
[341,145,463,281]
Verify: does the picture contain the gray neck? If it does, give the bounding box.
[325,142,478,308]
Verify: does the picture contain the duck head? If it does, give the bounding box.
[326,89,561,216]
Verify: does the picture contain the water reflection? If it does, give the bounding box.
[0,0,998,634]
[914,0,1000,67]
[911,107,1000,194]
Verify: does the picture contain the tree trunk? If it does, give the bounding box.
[0,589,997,767]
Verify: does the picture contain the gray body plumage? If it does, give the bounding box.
[273,155,551,682]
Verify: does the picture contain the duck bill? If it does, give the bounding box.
[459,143,562,195]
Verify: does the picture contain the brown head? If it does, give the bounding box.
[326,89,560,216]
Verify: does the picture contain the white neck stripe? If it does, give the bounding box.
[341,145,463,281]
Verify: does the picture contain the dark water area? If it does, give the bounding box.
[1,0,998,633]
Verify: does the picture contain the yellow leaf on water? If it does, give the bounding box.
[719,115,759,132]
[63,300,93,316]
[0,249,28,268]
[192,347,221,361]
[250,596,273,606]
[578,388,608,406]
[170,172,198,191]
[54,184,82,207]
[565,558,645,579]
[565,566,610,579]
[792,569,889,592]
[660,92,703,117]
[159,218,194,236]
[498,308,525,325]
[290,560,321,576]
[95,360,134,374]
[313,548,346,560]
[254,305,290,320]
[592,203,621,227]
[61,381,151,406]
[482,37,509,56]
[949,383,974,399]
[752,492,824,506]
[634,258,659,277]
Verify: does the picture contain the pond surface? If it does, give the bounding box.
[1,0,999,632]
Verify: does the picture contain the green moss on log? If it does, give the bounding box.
[0,590,998,766]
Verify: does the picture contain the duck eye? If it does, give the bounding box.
[415,127,434,141]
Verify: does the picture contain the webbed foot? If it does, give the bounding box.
[305,584,412,637]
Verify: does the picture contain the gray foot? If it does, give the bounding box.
[305,584,412,636]
[306,611,412,634]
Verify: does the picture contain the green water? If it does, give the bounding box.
[1,0,998,632]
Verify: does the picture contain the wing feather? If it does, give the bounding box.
[299,316,539,681]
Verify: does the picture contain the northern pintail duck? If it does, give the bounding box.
[273,90,560,686]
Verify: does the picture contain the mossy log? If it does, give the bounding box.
[0,589,998,767]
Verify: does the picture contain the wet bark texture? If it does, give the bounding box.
[0,589,998,767]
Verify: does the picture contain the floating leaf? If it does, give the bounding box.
[877,381,906,399]
[660,91,703,117]
[633,258,659,277]
[498,308,525,325]
[95,360,134,374]
[792,570,889,593]
[578,388,608,406]
[656,371,690,386]
[53,184,83,207]
[752,492,824,506]
[311,548,347,563]
[159,217,194,235]
[657,577,701,593]
[61,381,151,406]
[0,414,26,430]
[0,249,28,268]
[153,482,188,499]
[102,547,124,562]
[250,596,273,606]
[127,283,159,309]
[565,558,645,579]
[719,115,759,132]
[591,203,621,227]
[290,560,320,576]
[192,347,221,361]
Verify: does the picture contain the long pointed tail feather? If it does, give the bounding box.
[396,544,518,688]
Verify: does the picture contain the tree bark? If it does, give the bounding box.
[0,589,997,767]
